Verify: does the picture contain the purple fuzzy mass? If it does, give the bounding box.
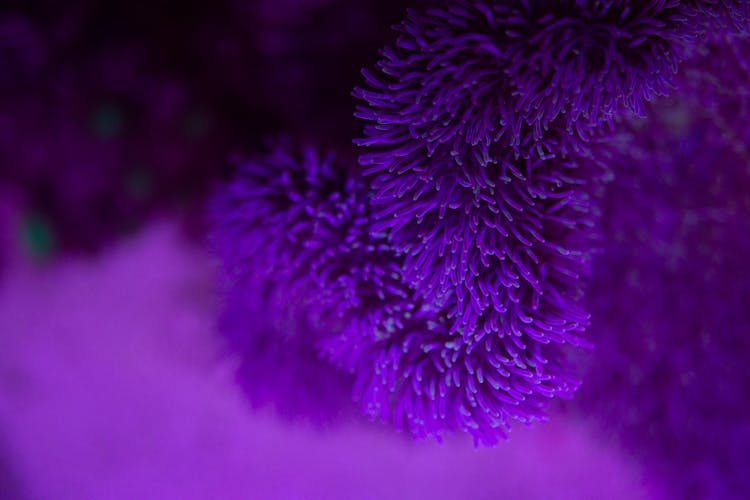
[679,34,750,136]
[212,144,587,445]
[210,145,403,327]
[684,0,750,33]
[218,274,353,421]
[579,36,750,499]
[210,146,358,419]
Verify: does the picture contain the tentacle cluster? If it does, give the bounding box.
[212,143,413,336]
[324,297,580,446]
[355,1,692,165]
[367,144,608,341]
[355,1,643,344]
[211,0,748,445]
[213,144,586,444]
[505,0,692,121]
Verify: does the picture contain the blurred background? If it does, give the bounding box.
[0,1,748,499]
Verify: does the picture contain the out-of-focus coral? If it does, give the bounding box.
[214,248,354,424]
[684,0,750,34]
[577,35,750,499]
[218,275,353,421]
[210,145,365,420]
[679,33,750,144]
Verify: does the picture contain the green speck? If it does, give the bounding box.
[662,104,691,132]
[183,111,210,138]
[90,104,124,140]
[125,168,153,200]
[21,214,56,259]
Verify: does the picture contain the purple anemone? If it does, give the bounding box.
[678,33,750,141]
[211,143,586,445]
[353,0,691,345]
